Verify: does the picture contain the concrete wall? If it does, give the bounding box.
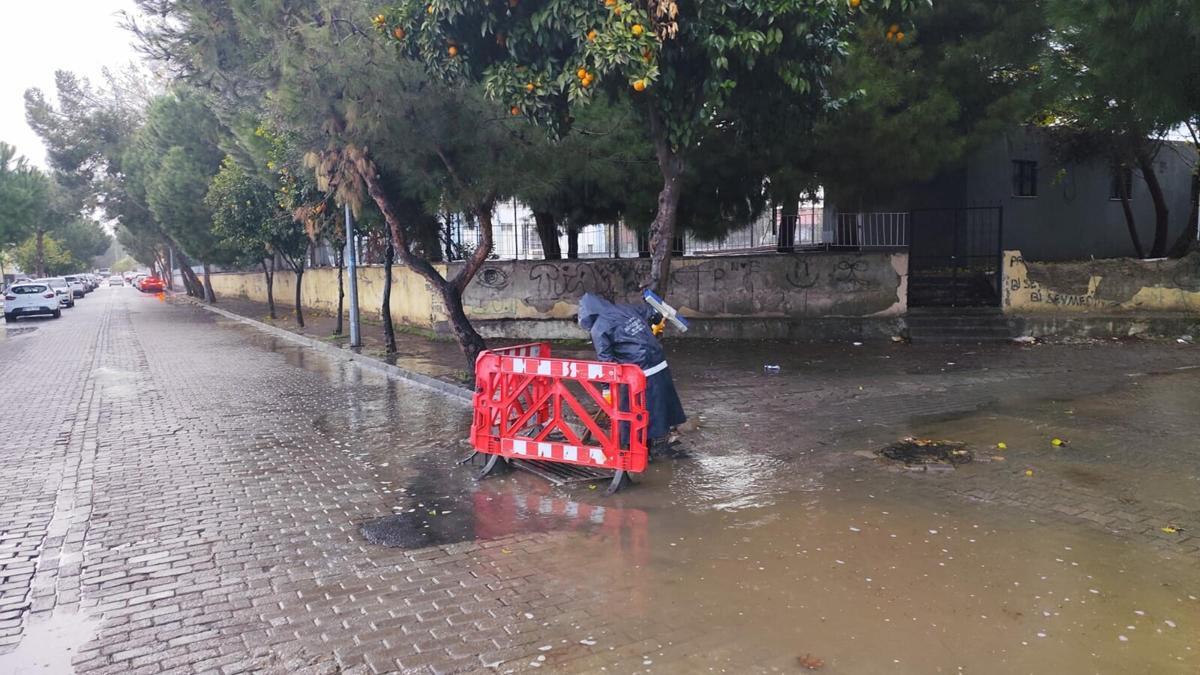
[1002,249,1200,314]
[209,251,909,340]
[966,130,1197,261]
[208,265,438,327]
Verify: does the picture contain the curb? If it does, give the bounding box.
[175,295,474,405]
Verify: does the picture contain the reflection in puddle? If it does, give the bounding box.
[0,326,38,339]
[362,479,647,560]
[0,610,100,673]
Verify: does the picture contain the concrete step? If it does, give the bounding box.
[906,309,1016,344]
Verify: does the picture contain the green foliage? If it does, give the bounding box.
[206,155,308,268]
[814,0,1047,204]
[380,0,879,148]
[0,144,49,247]
[126,88,238,266]
[12,235,74,276]
[56,219,113,267]
[112,255,138,274]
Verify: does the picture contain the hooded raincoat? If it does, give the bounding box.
[578,293,686,440]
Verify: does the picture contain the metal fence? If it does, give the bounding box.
[319,204,909,266]
[832,212,909,248]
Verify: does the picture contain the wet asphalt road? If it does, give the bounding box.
[0,287,1197,674]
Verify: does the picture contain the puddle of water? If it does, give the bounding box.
[0,610,101,674]
[361,459,646,549]
[629,481,1199,672]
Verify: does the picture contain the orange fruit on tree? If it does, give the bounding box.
[577,67,588,79]
[587,29,598,42]
[525,82,535,92]
[895,32,904,42]
[604,0,616,6]
[850,0,860,6]
[448,45,458,56]
[511,106,521,116]
[632,79,646,92]
[427,5,434,14]
[393,27,405,39]
[888,23,899,34]
[631,24,644,36]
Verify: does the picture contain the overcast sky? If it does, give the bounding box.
[1,0,144,168]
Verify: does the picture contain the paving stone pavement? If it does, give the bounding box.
[0,291,655,674]
[2,289,1198,674]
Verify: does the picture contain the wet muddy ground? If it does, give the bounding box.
[1,290,1197,673]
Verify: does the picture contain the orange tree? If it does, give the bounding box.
[376,0,915,291]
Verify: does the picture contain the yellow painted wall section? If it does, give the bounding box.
[1002,250,1200,314]
[207,265,440,327]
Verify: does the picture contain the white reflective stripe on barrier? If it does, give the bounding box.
[502,438,607,466]
[643,360,668,377]
[500,356,617,381]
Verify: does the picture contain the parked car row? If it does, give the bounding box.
[3,272,104,322]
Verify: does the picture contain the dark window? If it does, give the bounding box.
[1012,160,1038,197]
[1109,166,1134,200]
[12,285,48,294]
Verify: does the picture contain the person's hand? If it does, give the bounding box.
[651,318,666,337]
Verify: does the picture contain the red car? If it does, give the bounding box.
[138,276,165,293]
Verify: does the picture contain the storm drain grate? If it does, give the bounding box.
[512,459,613,486]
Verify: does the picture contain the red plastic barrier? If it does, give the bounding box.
[470,344,649,479]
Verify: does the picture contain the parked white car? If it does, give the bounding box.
[63,275,87,298]
[4,282,63,321]
[37,278,75,308]
[107,275,124,287]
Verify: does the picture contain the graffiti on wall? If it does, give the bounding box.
[524,261,648,306]
[1003,251,1102,309]
[474,254,891,315]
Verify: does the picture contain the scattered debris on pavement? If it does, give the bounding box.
[797,653,825,670]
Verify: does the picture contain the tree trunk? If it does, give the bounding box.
[777,195,802,253]
[34,230,45,277]
[1167,170,1199,257]
[417,218,444,263]
[1137,149,1171,257]
[647,106,685,293]
[334,246,344,335]
[175,250,204,297]
[262,257,276,319]
[566,224,580,259]
[1118,185,1145,259]
[441,220,455,261]
[382,235,397,354]
[202,262,216,303]
[293,267,304,327]
[439,280,486,368]
[360,158,490,374]
[533,211,561,259]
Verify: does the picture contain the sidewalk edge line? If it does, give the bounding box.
[176,295,473,404]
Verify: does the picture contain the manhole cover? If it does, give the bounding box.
[877,438,973,467]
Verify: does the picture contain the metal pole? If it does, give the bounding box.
[345,203,362,348]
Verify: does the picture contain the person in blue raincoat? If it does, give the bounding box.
[577,292,688,458]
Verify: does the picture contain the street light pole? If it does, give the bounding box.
[345,203,362,348]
